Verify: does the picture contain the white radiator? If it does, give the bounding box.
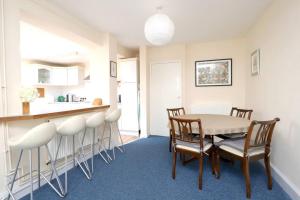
[190,102,232,115]
[48,130,93,160]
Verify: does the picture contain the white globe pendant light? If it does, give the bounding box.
[144,8,175,46]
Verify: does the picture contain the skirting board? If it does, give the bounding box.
[0,149,107,200]
[259,161,300,200]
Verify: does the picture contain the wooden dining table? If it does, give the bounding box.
[173,114,251,136]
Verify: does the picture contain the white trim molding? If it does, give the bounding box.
[270,162,300,200]
[259,161,300,200]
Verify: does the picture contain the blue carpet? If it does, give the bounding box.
[21,136,290,200]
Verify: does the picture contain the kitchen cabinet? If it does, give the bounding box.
[50,67,68,85]
[38,67,51,84]
[21,64,81,86]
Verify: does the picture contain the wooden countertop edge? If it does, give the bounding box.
[0,105,110,122]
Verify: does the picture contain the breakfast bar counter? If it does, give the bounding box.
[0,104,110,122]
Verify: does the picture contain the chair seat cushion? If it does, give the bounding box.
[175,139,212,153]
[217,138,265,157]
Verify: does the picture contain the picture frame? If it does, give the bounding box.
[251,49,260,75]
[195,58,232,87]
[110,61,117,78]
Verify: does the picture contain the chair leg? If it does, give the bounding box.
[172,151,177,179]
[50,135,63,180]
[44,145,65,197]
[169,131,172,152]
[29,149,33,200]
[210,150,215,175]
[243,158,251,198]
[91,129,96,173]
[215,148,220,179]
[64,137,68,194]
[264,155,272,190]
[99,122,112,162]
[198,154,203,190]
[116,122,125,152]
[76,134,92,180]
[7,150,23,200]
[108,123,115,160]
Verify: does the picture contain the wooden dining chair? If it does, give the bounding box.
[230,107,253,120]
[169,117,214,190]
[215,118,280,198]
[218,107,254,139]
[167,107,186,152]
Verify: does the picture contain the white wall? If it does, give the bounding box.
[0,0,125,196]
[246,0,300,198]
[145,39,247,115]
[186,39,247,111]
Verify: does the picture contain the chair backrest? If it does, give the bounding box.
[57,116,86,136]
[86,112,105,128]
[167,107,186,118]
[169,117,204,151]
[13,122,57,149]
[230,107,253,120]
[105,108,121,122]
[244,118,280,156]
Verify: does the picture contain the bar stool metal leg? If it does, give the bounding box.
[94,128,109,165]
[77,131,92,180]
[50,135,63,180]
[37,147,40,188]
[91,129,95,172]
[108,123,116,160]
[99,123,112,161]
[64,136,68,194]
[7,150,23,200]
[29,149,33,200]
[115,122,125,152]
[72,135,75,167]
[43,145,65,197]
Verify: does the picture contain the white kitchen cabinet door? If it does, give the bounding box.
[50,67,68,85]
[67,67,79,85]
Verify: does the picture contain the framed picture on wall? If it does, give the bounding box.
[251,49,260,75]
[195,58,232,87]
[110,61,117,78]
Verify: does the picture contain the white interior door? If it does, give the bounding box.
[150,61,181,136]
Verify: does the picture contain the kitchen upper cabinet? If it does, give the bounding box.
[50,67,68,85]
[21,64,81,86]
[38,67,51,84]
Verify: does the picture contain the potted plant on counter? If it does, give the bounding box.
[19,87,39,114]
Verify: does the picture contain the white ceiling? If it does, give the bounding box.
[21,22,89,63]
[50,0,273,48]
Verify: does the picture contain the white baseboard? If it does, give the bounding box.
[270,162,300,200]
[259,161,300,200]
[0,150,99,200]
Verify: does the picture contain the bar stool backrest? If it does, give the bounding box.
[105,109,121,122]
[9,122,57,149]
[86,112,105,128]
[57,116,86,136]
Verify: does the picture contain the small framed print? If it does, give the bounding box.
[251,49,260,75]
[110,61,117,78]
[195,58,232,87]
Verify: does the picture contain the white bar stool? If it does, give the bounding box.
[7,122,65,200]
[104,109,125,160]
[53,116,91,195]
[85,112,112,172]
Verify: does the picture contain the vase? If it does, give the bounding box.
[22,102,30,114]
